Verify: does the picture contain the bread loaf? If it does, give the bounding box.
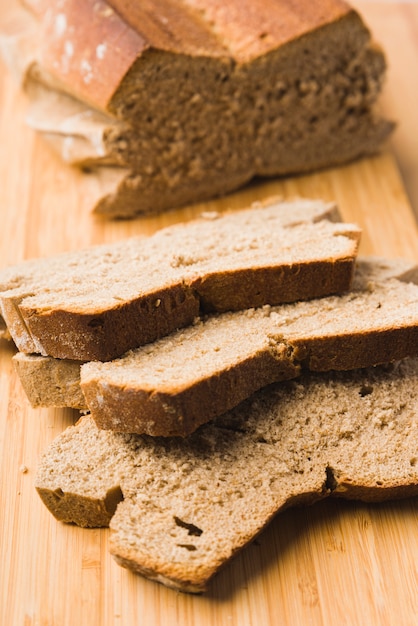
[0,199,360,361]
[35,356,418,593]
[1,0,393,217]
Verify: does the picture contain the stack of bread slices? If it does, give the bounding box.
[1,198,418,593]
[0,0,394,217]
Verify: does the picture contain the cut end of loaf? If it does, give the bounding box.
[1,0,393,217]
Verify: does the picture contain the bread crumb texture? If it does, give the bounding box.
[79,257,418,436]
[36,357,418,592]
[0,199,360,360]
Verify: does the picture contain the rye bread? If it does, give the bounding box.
[0,0,393,217]
[79,257,418,436]
[0,199,360,361]
[35,356,418,593]
[13,257,418,437]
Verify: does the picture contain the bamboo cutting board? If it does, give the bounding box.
[1,3,418,625]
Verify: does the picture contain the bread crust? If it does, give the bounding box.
[82,345,301,436]
[32,0,148,111]
[19,283,200,362]
[194,258,357,313]
[294,326,418,372]
[31,0,357,113]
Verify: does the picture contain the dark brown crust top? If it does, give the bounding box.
[108,0,355,61]
[29,0,359,112]
[32,0,147,111]
[106,0,229,56]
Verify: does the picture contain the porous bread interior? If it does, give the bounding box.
[0,199,353,307]
[35,357,418,592]
[81,259,418,390]
[0,199,360,361]
[96,35,393,216]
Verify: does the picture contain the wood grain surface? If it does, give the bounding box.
[1,2,418,625]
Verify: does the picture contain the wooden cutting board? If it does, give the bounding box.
[1,3,418,625]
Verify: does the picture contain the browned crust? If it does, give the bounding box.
[108,0,354,62]
[81,322,418,436]
[31,0,360,113]
[331,480,418,503]
[36,0,148,111]
[82,348,301,437]
[193,258,357,313]
[295,326,418,372]
[106,0,229,56]
[111,550,217,594]
[20,284,200,361]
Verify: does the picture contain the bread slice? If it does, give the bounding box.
[79,257,418,436]
[35,356,418,593]
[1,0,393,217]
[13,257,418,435]
[0,199,361,361]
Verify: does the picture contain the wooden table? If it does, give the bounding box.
[1,3,418,625]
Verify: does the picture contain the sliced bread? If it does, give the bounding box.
[35,356,418,593]
[0,199,360,361]
[79,257,418,436]
[14,257,418,436]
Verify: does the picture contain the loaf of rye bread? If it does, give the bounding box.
[0,198,361,360]
[0,0,393,217]
[35,356,418,593]
[13,257,418,436]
